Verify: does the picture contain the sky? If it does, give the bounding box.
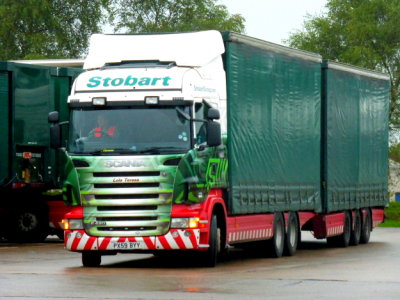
[218,0,328,45]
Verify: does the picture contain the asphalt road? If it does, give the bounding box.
[0,228,399,300]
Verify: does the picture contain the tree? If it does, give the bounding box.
[286,0,400,127]
[110,0,245,34]
[0,0,109,60]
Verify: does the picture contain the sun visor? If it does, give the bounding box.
[84,31,225,70]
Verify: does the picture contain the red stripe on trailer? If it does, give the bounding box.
[372,208,385,227]
[313,212,345,238]
[227,214,274,243]
[298,212,317,227]
[324,213,345,237]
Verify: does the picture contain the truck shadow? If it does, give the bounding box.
[99,240,387,269]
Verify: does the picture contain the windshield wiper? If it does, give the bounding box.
[72,147,187,155]
[83,148,138,155]
[135,146,188,154]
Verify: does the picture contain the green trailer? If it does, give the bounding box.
[223,33,389,215]
[224,33,323,214]
[0,62,82,242]
[322,61,389,213]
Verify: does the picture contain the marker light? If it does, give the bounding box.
[189,217,200,229]
[171,217,200,229]
[92,97,107,106]
[145,96,159,105]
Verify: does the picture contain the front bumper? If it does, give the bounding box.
[65,229,203,251]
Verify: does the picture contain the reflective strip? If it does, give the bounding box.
[77,234,90,250]
[65,230,200,251]
[228,228,273,243]
[327,225,344,237]
[175,231,189,249]
[164,232,180,249]
[155,230,200,250]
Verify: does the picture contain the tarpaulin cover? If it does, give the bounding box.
[0,70,9,182]
[223,33,323,215]
[323,62,389,212]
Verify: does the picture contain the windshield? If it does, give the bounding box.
[68,106,191,155]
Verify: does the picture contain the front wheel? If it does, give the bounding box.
[82,252,101,267]
[201,214,221,267]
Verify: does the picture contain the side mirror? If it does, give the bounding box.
[50,123,62,149]
[48,111,59,123]
[206,121,221,147]
[207,108,220,120]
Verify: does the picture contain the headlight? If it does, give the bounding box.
[171,217,200,229]
[62,219,83,230]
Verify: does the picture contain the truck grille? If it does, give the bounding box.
[80,168,174,237]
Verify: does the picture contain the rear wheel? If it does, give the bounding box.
[350,210,361,246]
[82,252,101,267]
[266,212,285,258]
[327,211,351,248]
[284,212,299,256]
[360,209,372,244]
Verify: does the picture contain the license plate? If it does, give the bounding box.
[112,242,144,249]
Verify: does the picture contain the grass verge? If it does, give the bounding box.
[380,202,400,227]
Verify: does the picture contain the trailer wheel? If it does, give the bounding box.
[82,252,101,267]
[350,210,361,246]
[327,211,351,248]
[201,214,220,267]
[266,212,285,258]
[6,208,48,242]
[360,209,372,244]
[284,212,299,256]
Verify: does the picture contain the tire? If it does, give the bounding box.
[82,252,101,267]
[284,212,299,256]
[327,211,351,248]
[350,210,361,246]
[267,212,285,258]
[6,208,48,242]
[202,214,221,267]
[360,208,372,244]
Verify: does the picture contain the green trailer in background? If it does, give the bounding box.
[0,62,82,242]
